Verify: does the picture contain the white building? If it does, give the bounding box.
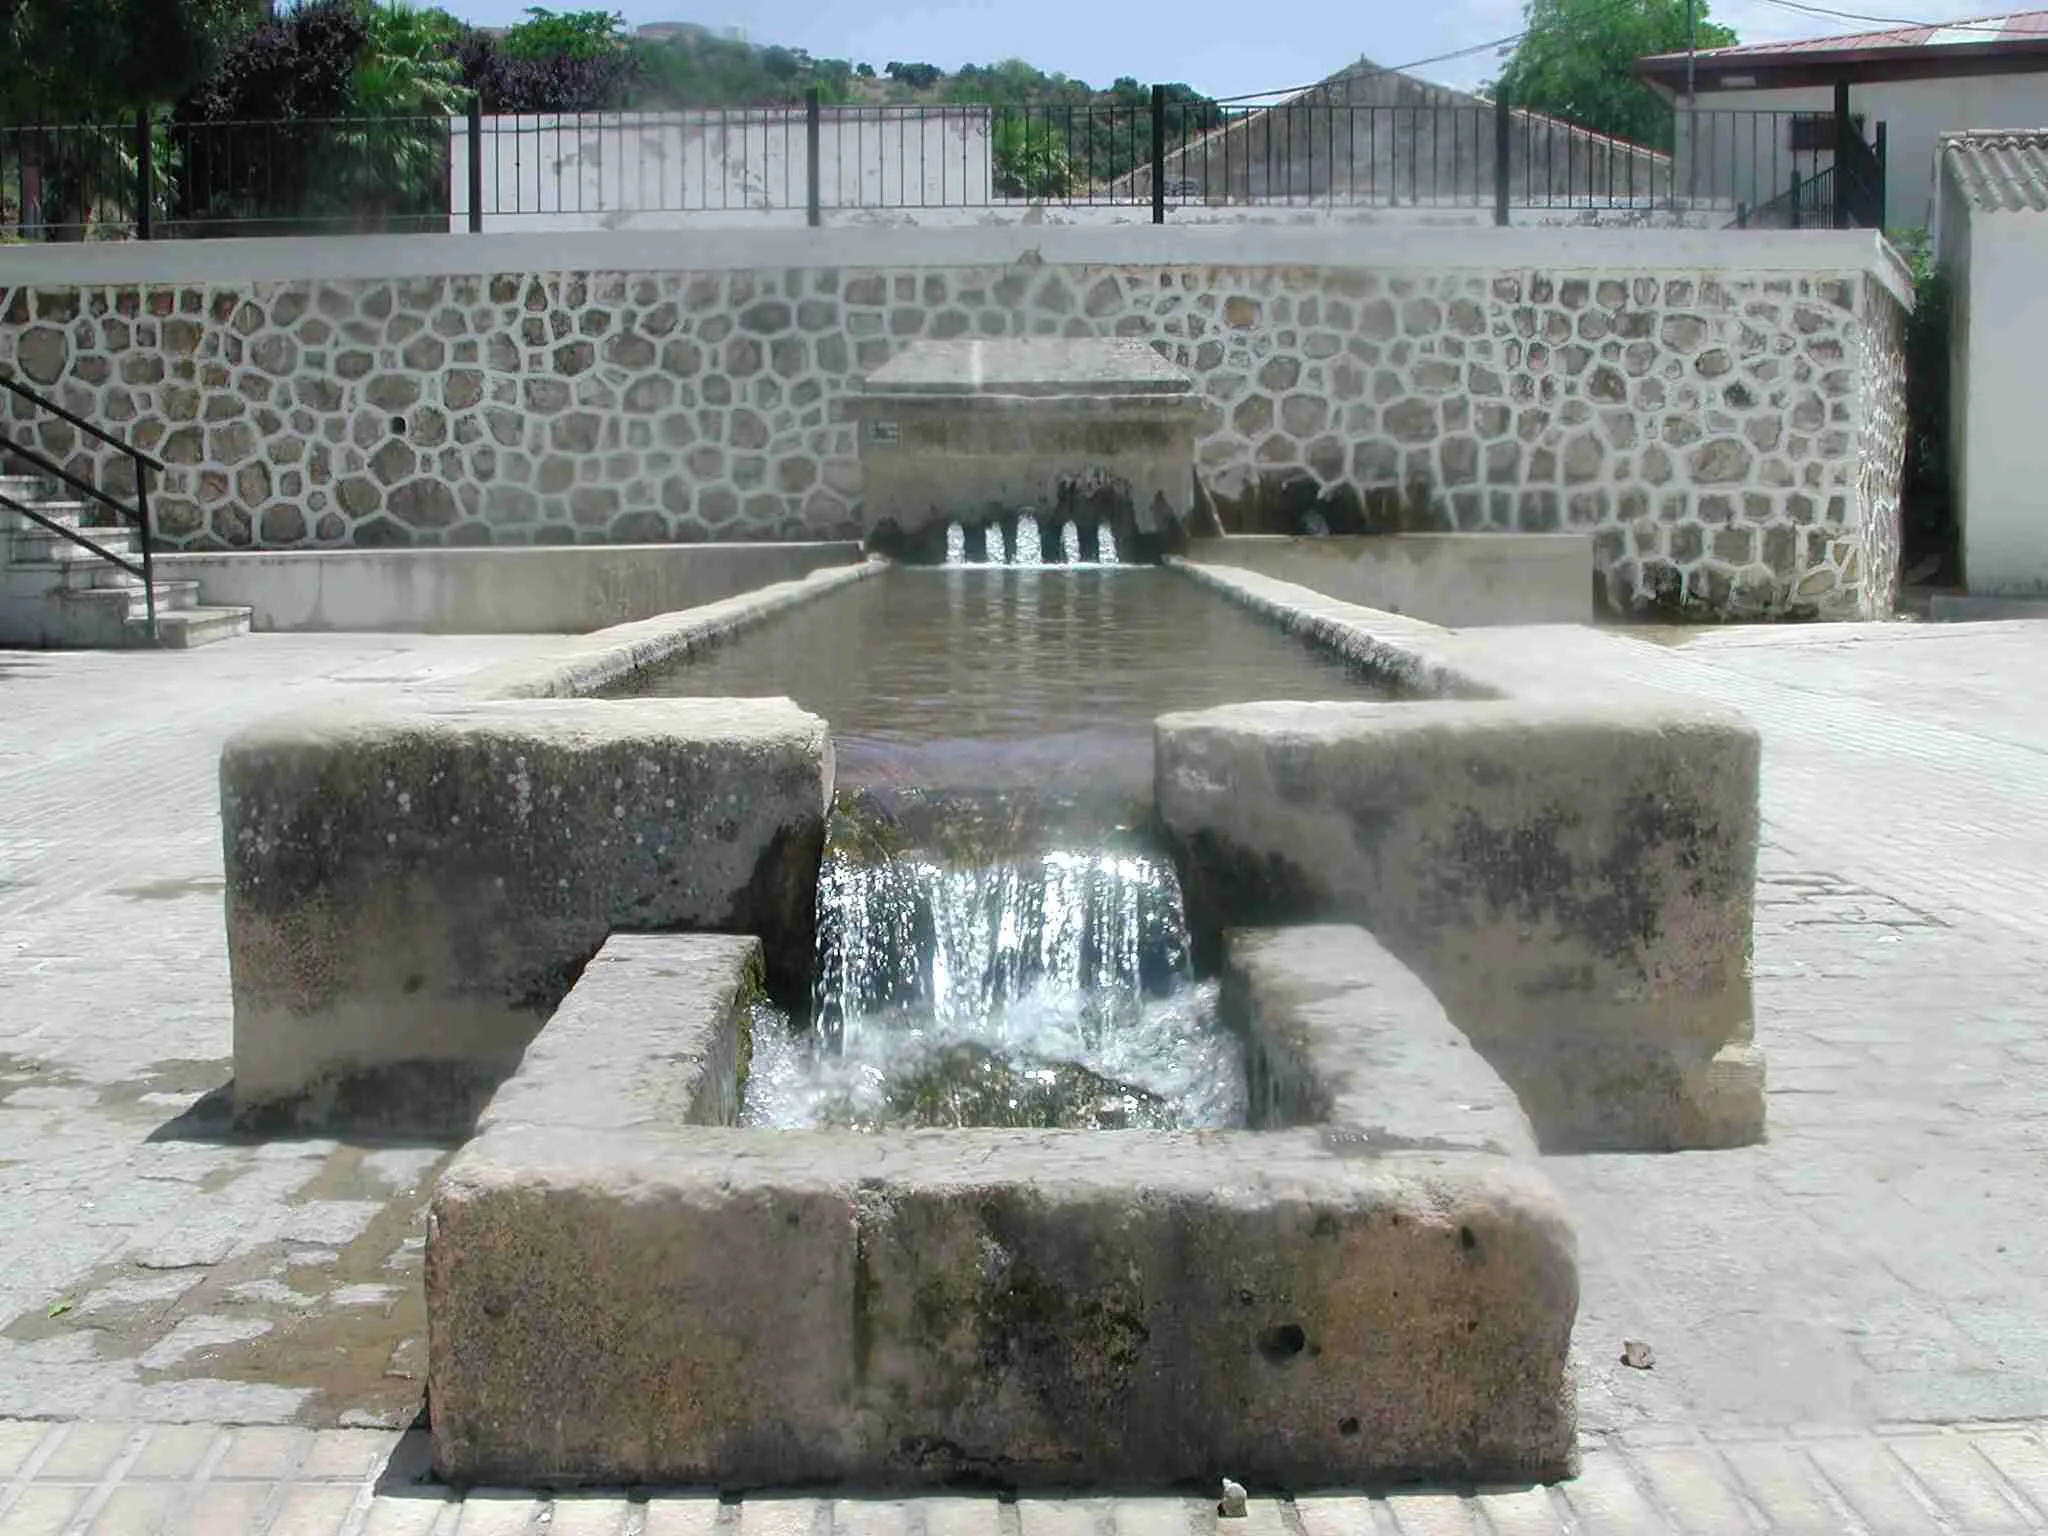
[1637,10,2048,230]
[1936,129,2048,596]
[449,107,993,230]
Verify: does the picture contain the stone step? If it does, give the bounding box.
[131,604,252,649]
[12,558,157,594]
[7,525,142,563]
[0,500,96,526]
[57,578,202,615]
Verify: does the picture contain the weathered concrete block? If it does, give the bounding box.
[1228,925,1535,1157]
[1159,701,1765,1151]
[475,932,763,1134]
[428,932,1579,1490]
[222,699,828,1126]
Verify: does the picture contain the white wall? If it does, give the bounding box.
[1950,205,2048,595]
[1695,73,2048,230]
[448,109,994,230]
[0,223,1912,301]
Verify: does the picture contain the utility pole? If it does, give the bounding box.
[1684,0,1698,213]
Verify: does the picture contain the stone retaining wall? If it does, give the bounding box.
[0,229,1909,617]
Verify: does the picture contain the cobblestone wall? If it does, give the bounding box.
[0,246,1907,617]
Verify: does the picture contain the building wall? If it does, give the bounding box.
[1121,65,1670,209]
[449,109,994,231]
[1695,74,2048,230]
[0,227,1908,618]
[1946,206,2048,595]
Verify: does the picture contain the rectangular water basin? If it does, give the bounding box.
[427,927,1577,1492]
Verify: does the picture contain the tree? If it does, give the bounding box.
[884,61,942,91]
[1490,0,1735,149]
[173,0,466,233]
[500,7,624,63]
[460,27,640,111]
[0,0,257,119]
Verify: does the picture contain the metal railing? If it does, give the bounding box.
[0,372,165,642]
[0,96,1888,235]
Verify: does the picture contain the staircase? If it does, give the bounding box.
[0,369,250,650]
[0,471,250,648]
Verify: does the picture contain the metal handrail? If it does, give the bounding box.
[0,488,147,577]
[0,369,160,641]
[0,373,167,475]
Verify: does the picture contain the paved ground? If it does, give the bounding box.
[2,618,2047,1532]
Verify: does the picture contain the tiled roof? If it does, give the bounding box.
[1942,128,2048,210]
[1640,9,2048,66]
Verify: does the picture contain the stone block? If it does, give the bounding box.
[222,697,830,1127]
[1157,698,1764,1151]
[429,933,1578,1490]
[1227,925,1534,1157]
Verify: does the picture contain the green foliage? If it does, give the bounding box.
[1889,227,1956,578]
[354,2,466,118]
[1491,0,1736,148]
[500,7,622,63]
[991,112,1073,198]
[0,0,257,119]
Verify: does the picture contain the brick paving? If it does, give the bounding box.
[2,618,2047,1532]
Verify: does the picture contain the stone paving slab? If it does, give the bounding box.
[6,618,2048,1527]
[5,1420,2048,1532]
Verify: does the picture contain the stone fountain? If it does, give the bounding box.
[846,337,1212,563]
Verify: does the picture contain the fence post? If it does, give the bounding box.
[1493,89,1510,226]
[1150,84,1167,224]
[1788,167,1802,230]
[465,96,484,233]
[805,87,822,228]
[133,110,153,240]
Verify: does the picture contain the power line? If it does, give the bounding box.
[1749,0,2032,34]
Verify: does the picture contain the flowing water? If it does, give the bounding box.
[614,568,1382,1129]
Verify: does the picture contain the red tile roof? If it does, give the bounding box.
[1639,9,2048,70]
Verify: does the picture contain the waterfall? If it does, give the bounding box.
[744,791,1245,1133]
[983,522,1008,565]
[944,522,967,565]
[1061,520,1083,564]
[1013,512,1043,567]
[1097,525,1120,564]
[814,847,1190,1038]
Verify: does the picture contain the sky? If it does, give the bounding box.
[443,0,2000,97]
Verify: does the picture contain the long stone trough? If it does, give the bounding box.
[215,549,1765,1490]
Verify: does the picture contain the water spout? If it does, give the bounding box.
[983,522,1008,565]
[1013,512,1042,567]
[944,522,967,565]
[1097,525,1120,564]
[1061,520,1082,564]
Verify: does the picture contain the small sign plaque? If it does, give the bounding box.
[868,420,900,445]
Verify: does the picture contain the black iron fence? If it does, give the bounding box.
[0,92,1887,239]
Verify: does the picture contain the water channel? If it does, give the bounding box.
[613,561,1383,1131]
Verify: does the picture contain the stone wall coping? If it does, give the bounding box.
[451,557,885,700]
[156,540,862,569]
[0,225,1913,307]
[224,691,831,758]
[1168,557,1751,717]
